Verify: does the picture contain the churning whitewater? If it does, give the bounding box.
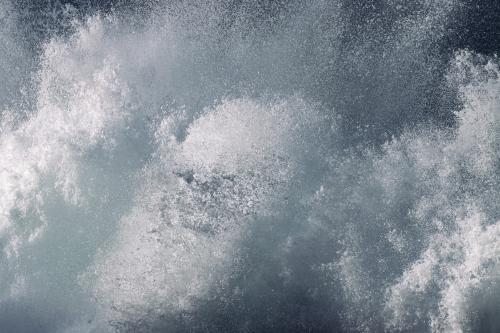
[0,0,499,332]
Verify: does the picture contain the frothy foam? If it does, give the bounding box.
[0,1,498,332]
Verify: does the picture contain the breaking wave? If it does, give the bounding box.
[0,1,498,332]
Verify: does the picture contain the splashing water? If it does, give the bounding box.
[0,1,498,332]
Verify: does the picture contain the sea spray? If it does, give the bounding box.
[0,1,498,332]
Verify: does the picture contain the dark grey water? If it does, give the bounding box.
[0,1,499,332]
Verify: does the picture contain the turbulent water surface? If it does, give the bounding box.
[0,0,499,332]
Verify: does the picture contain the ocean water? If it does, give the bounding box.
[0,1,498,332]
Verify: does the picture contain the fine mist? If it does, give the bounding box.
[0,1,499,332]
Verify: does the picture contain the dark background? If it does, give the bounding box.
[12,0,500,55]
